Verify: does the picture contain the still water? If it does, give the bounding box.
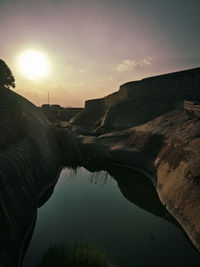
[23,167,200,267]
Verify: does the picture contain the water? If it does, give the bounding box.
[23,167,200,267]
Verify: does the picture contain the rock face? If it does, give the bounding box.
[70,98,105,130]
[40,104,83,122]
[1,66,200,266]
[184,100,200,118]
[69,67,200,253]
[0,86,81,267]
[0,86,61,267]
[71,67,200,132]
[85,109,200,251]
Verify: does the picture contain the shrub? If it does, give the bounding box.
[0,59,15,89]
[39,242,117,267]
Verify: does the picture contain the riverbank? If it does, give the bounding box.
[65,67,200,252]
[70,107,200,252]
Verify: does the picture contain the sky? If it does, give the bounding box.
[0,0,200,107]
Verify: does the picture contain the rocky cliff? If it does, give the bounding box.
[1,66,200,266]
[40,104,83,122]
[71,67,200,132]
[0,86,82,267]
[70,98,106,129]
[80,108,200,251]
[69,67,200,253]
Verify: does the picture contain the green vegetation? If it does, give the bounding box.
[39,242,117,267]
[0,59,15,89]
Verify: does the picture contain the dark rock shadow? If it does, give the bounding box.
[105,166,199,252]
[107,166,173,221]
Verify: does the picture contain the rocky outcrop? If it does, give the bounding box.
[70,98,105,130]
[68,67,200,253]
[76,107,200,252]
[40,104,83,122]
[71,67,200,132]
[0,86,82,267]
[1,66,200,266]
[184,100,200,118]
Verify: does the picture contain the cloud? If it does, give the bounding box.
[117,57,153,72]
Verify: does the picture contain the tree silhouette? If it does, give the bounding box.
[0,59,15,89]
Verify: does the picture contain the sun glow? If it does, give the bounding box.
[18,50,50,80]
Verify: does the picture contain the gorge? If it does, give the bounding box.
[0,67,200,266]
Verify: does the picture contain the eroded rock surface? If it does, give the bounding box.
[82,109,200,251]
[68,67,200,252]
[1,67,200,266]
[0,86,81,266]
[71,67,200,132]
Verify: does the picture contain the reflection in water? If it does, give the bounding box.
[105,166,198,249]
[106,167,176,224]
[23,167,200,267]
[88,170,109,185]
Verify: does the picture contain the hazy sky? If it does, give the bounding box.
[0,0,200,106]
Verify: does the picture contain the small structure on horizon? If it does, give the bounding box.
[40,104,83,122]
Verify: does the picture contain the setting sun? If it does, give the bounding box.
[18,50,50,80]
